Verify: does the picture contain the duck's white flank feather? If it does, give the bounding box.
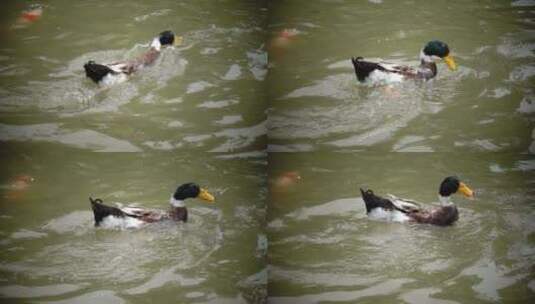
[101,73,128,86]
[367,69,404,84]
[100,215,144,229]
[368,207,410,222]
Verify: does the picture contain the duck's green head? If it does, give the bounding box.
[421,40,457,71]
[173,183,215,202]
[439,176,474,198]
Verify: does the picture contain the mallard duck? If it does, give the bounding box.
[83,30,180,85]
[89,183,215,227]
[360,176,473,226]
[351,40,457,83]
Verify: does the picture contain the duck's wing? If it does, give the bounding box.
[386,194,422,213]
[360,188,407,213]
[84,61,119,84]
[120,206,149,217]
[106,61,136,74]
[388,65,418,78]
[404,205,458,226]
[351,57,418,82]
[120,206,166,222]
[351,57,389,82]
[90,197,140,226]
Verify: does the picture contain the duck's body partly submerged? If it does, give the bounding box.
[360,176,473,226]
[89,183,214,228]
[84,30,178,85]
[351,40,457,84]
[351,57,436,83]
[90,197,177,227]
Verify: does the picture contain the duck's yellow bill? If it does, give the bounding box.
[458,182,474,198]
[174,36,183,46]
[444,55,457,71]
[198,188,215,202]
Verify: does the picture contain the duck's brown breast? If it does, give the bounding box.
[408,205,458,226]
[169,207,188,222]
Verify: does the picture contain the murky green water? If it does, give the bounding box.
[267,0,534,152]
[268,152,535,303]
[1,1,267,303]
[1,0,534,303]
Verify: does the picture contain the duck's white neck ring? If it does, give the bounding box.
[439,195,451,205]
[420,50,434,63]
[150,38,162,51]
[170,197,185,207]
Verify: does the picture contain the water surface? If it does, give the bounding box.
[268,152,535,303]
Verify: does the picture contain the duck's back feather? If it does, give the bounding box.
[351,57,389,82]
[360,189,459,226]
[360,188,409,213]
[351,57,438,83]
[89,197,183,227]
[90,197,136,226]
[84,61,116,84]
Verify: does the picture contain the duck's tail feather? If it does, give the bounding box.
[360,188,408,214]
[89,197,135,227]
[351,57,387,82]
[83,61,115,84]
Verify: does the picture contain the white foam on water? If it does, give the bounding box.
[42,211,94,235]
[134,9,171,22]
[285,74,354,100]
[200,47,221,55]
[400,288,459,304]
[515,159,535,171]
[143,140,177,150]
[186,81,214,94]
[268,279,413,304]
[38,290,125,304]
[487,88,511,99]
[489,163,506,173]
[198,99,239,109]
[0,284,81,299]
[10,229,47,240]
[517,94,535,113]
[247,49,267,81]
[0,123,142,152]
[509,64,535,81]
[511,0,535,7]
[214,115,243,125]
[270,266,379,287]
[221,64,242,80]
[287,198,361,221]
[167,120,184,128]
[208,120,267,152]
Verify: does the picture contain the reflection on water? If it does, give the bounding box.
[0,123,142,152]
